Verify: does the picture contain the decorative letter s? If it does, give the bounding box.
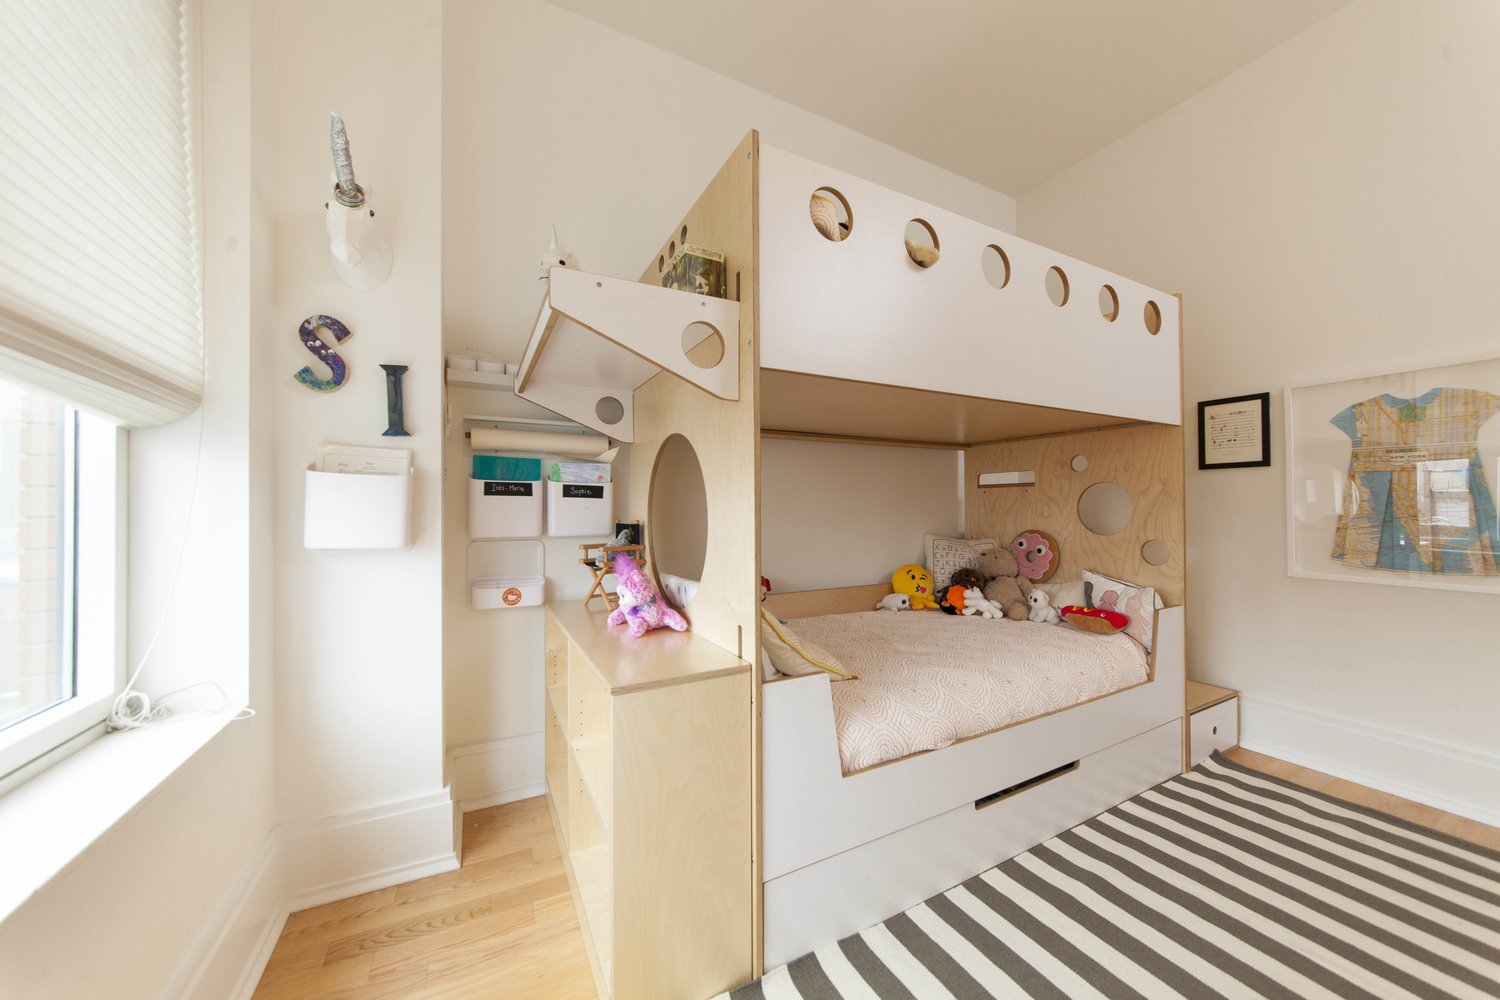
[294,314,352,391]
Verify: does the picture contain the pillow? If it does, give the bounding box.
[924,533,998,590]
[1035,578,1086,609]
[760,609,857,680]
[1082,569,1161,653]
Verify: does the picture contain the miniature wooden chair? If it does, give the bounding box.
[579,542,647,611]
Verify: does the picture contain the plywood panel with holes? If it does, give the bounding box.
[629,130,762,970]
[762,583,891,620]
[966,422,1185,606]
[613,670,752,1000]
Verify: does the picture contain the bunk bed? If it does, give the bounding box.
[517,131,1186,998]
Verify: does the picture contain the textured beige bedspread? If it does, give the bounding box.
[790,611,1148,774]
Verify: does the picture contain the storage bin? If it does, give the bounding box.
[469,478,544,539]
[304,466,413,551]
[545,479,612,537]
[471,574,545,610]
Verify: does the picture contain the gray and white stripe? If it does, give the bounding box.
[718,752,1500,999]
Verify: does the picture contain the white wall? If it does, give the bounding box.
[1018,0,1500,777]
[269,0,456,895]
[440,0,1014,808]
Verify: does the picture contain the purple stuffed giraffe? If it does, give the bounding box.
[606,552,688,638]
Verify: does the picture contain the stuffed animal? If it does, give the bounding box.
[976,547,1029,621]
[1060,605,1127,634]
[951,566,985,592]
[875,593,910,612]
[938,584,967,615]
[892,564,939,610]
[1027,588,1060,624]
[606,553,688,638]
[905,239,940,268]
[1011,530,1060,583]
[960,588,1004,620]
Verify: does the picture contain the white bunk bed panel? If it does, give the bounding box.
[757,143,1182,427]
[761,605,1183,882]
[762,717,1182,969]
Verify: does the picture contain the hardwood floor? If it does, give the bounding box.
[251,797,597,1000]
[252,751,1498,998]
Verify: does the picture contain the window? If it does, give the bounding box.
[0,0,196,783]
[0,376,120,782]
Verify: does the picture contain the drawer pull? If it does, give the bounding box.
[975,760,1079,810]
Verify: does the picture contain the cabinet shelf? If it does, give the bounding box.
[515,266,741,440]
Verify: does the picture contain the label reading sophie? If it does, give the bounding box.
[484,481,533,497]
[562,484,605,500]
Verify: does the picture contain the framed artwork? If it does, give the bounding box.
[1198,392,1271,469]
[1285,355,1500,593]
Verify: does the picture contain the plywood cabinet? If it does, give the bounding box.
[543,603,753,1000]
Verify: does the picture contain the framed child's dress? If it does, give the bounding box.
[1286,356,1500,593]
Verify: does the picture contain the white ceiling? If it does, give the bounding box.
[545,0,1350,195]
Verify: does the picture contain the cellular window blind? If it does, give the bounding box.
[0,0,202,427]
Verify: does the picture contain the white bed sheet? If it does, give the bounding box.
[789,611,1149,774]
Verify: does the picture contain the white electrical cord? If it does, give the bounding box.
[107,402,256,731]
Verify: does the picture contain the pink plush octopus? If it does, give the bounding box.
[606,553,688,638]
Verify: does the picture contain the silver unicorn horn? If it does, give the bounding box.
[329,112,363,207]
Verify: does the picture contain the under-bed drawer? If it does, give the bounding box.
[1189,697,1238,766]
[762,717,1182,970]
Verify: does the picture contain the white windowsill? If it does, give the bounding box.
[0,713,232,921]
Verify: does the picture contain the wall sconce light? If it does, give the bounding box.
[325,112,392,292]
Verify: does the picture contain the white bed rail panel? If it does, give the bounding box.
[763,717,1182,969]
[762,605,1184,881]
[758,144,1181,426]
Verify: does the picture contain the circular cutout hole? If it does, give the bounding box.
[981,244,1011,289]
[1098,284,1119,322]
[904,218,940,268]
[1077,482,1133,535]
[680,225,688,244]
[1070,454,1088,473]
[595,396,624,426]
[657,255,664,274]
[681,322,725,369]
[669,240,676,257]
[1144,300,1162,334]
[650,434,708,586]
[1142,538,1170,566]
[1046,266,1070,307]
[809,187,852,241]
[1212,725,1219,736]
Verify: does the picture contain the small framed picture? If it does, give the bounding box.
[1198,392,1271,470]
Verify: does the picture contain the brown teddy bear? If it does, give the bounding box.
[977,547,1030,621]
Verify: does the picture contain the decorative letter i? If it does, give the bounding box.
[381,364,409,437]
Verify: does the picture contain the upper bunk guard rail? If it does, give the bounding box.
[757,144,1182,431]
[514,265,742,440]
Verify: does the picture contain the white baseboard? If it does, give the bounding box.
[280,787,459,911]
[1239,695,1500,828]
[161,832,286,1000]
[450,733,545,813]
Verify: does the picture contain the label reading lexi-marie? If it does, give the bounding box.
[484,481,533,497]
[562,484,605,499]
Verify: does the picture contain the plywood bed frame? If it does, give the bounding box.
[517,131,1186,989]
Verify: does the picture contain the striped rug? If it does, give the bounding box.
[722,752,1500,999]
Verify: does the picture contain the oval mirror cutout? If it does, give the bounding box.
[1070,454,1088,473]
[1142,538,1170,566]
[1077,482,1133,535]
[981,244,1011,289]
[809,187,852,241]
[595,395,624,426]
[1046,266,1070,307]
[650,434,708,586]
[682,322,725,369]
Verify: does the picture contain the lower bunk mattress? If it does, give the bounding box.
[789,611,1148,774]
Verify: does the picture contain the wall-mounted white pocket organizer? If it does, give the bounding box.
[468,538,544,610]
[304,466,414,551]
[469,478,544,539]
[545,480,612,537]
